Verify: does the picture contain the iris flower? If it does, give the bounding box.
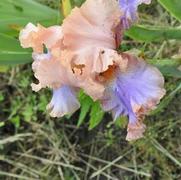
[19,0,165,141]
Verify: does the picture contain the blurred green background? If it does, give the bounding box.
[0,0,180,179]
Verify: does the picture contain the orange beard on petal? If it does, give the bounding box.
[96,64,118,83]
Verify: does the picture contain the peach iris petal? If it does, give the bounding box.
[19,0,125,101]
[19,23,39,51]
[19,23,63,53]
[31,53,69,91]
[126,122,146,141]
[65,48,127,73]
[79,76,105,100]
[61,49,127,100]
[62,0,121,51]
[62,0,123,75]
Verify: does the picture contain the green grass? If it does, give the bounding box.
[0,0,181,179]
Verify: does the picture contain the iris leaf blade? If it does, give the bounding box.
[126,25,181,42]
[158,0,181,21]
[0,33,32,65]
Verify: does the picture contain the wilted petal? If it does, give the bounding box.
[19,23,63,53]
[47,86,80,117]
[101,54,165,141]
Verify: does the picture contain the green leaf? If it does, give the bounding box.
[148,59,181,78]
[0,33,32,65]
[158,0,181,21]
[126,25,181,42]
[77,93,93,127]
[0,18,59,36]
[0,0,59,20]
[10,116,20,128]
[0,0,63,65]
[89,101,104,130]
[0,0,61,36]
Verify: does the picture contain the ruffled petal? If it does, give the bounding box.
[101,54,165,141]
[31,53,69,91]
[47,86,80,117]
[67,49,127,100]
[65,48,127,74]
[18,0,124,101]
[60,0,126,80]
[19,23,39,51]
[62,0,121,51]
[126,122,146,141]
[19,23,63,53]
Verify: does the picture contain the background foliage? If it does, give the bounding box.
[0,0,180,179]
